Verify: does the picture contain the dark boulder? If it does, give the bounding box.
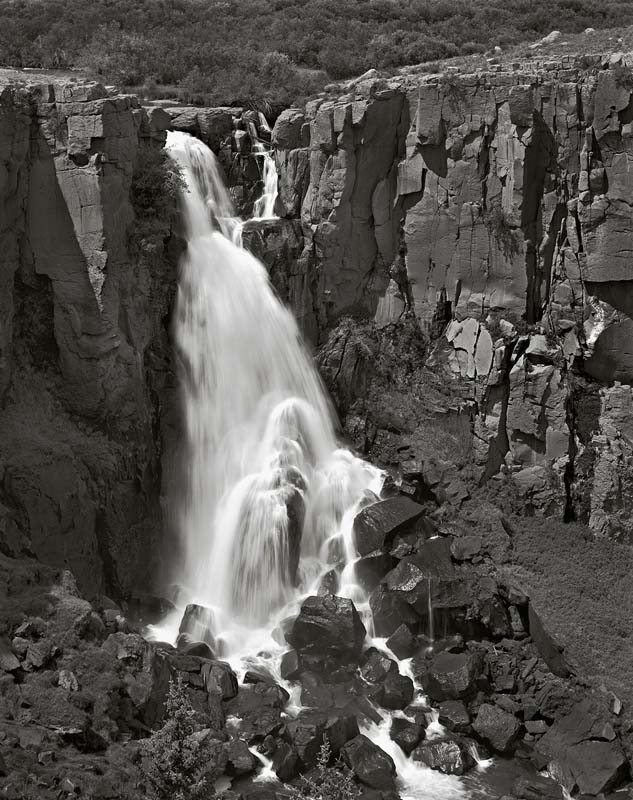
[513,775,564,800]
[353,497,424,557]
[528,604,571,678]
[423,651,482,701]
[355,554,398,592]
[385,624,417,660]
[280,649,301,681]
[178,638,215,659]
[341,735,396,790]
[390,717,424,755]
[225,739,258,776]
[535,700,628,795]
[369,587,418,637]
[179,604,216,648]
[360,648,398,684]
[438,700,471,733]
[286,595,366,661]
[472,703,521,754]
[411,737,474,775]
[380,672,414,711]
[272,741,299,781]
[202,660,239,701]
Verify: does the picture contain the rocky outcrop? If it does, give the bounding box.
[271,54,633,540]
[0,80,177,597]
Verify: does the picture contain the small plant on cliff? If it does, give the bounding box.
[484,203,521,259]
[287,737,360,800]
[139,676,212,800]
[129,145,184,251]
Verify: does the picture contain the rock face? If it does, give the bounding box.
[271,55,633,541]
[0,80,177,597]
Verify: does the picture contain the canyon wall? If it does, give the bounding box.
[269,54,633,542]
[0,81,177,598]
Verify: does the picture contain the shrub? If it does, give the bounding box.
[129,146,184,251]
[287,737,360,800]
[140,676,213,800]
[484,203,522,259]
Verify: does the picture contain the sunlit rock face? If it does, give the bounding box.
[271,55,633,540]
[0,81,176,596]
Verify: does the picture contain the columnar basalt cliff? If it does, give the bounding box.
[270,54,633,542]
[0,81,176,597]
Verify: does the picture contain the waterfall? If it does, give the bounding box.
[252,143,279,220]
[163,130,380,639]
[159,130,469,800]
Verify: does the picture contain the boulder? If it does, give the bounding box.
[411,737,473,775]
[178,604,216,649]
[423,651,481,701]
[513,775,564,800]
[341,735,396,790]
[360,648,398,684]
[271,108,306,150]
[438,700,470,733]
[528,604,570,678]
[472,703,521,754]
[225,739,258,776]
[450,536,482,561]
[201,660,239,700]
[535,700,628,795]
[353,496,424,557]
[369,587,419,637]
[390,717,425,755]
[272,741,299,781]
[380,672,415,710]
[286,595,366,660]
[386,624,417,659]
[280,649,301,681]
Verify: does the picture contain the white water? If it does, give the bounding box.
[157,130,468,800]
[252,142,279,220]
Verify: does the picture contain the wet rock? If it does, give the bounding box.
[438,700,470,733]
[286,595,366,661]
[513,775,564,800]
[177,636,215,659]
[353,496,425,557]
[341,734,397,790]
[280,649,301,681]
[286,717,326,769]
[386,624,416,659]
[272,741,299,781]
[472,703,521,754]
[369,587,419,637]
[389,717,424,755]
[423,651,482,701]
[355,554,398,592]
[411,737,473,775]
[379,672,414,710]
[225,738,258,776]
[202,661,239,701]
[179,604,217,649]
[360,648,398,683]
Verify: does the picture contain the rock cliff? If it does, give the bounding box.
[270,53,633,542]
[0,81,177,598]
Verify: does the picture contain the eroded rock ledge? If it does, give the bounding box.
[268,53,633,542]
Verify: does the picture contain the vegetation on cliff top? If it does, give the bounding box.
[0,0,630,105]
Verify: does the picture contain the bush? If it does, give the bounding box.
[140,676,213,800]
[129,146,184,250]
[287,737,360,800]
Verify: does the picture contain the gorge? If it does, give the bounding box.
[1,48,633,800]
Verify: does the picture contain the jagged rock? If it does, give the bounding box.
[271,109,306,150]
[379,672,414,710]
[280,649,301,681]
[225,739,258,776]
[286,595,366,660]
[353,496,425,556]
[389,718,425,755]
[472,703,521,754]
[272,741,299,781]
[341,735,397,790]
[423,651,482,701]
[385,624,417,659]
[360,648,398,684]
[528,604,570,678]
[411,737,474,775]
[535,700,628,795]
[438,700,471,733]
[369,586,419,637]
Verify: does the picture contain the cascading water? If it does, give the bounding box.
[163,129,379,636]
[252,143,279,220]
[156,130,470,800]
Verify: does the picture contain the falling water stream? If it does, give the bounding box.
[153,129,480,799]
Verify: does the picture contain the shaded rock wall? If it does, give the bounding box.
[0,81,177,598]
[273,54,633,540]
